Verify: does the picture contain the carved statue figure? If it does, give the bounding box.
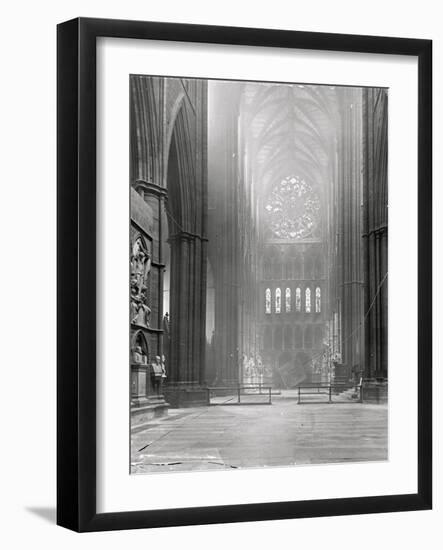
[131,237,151,297]
[133,344,147,365]
[242,354,250,378]
[130,300,137,321]
[161,354,167,379]
[256,354,264,375]
[248,357,256,378]
[150,355,162,375]
[133,302,151,327]
[150,355,163,395]
[162,312,170,335]
[130,236,153,326]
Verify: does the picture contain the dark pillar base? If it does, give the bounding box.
[164,385,209,408]
[131,397,169,433]
[131,396,150,408]
[361,378,388,404]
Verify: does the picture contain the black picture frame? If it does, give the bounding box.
[57,17,432,532]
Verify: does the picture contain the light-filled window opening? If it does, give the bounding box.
[305,287,311,313]
[315,287,321,313]
[285,288,291,312]
[265,288,271,314]
[275,288,281,313]
[295,287,301,312]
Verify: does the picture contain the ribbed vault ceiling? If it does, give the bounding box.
[241,83,340,196]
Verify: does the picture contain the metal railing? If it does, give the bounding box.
[207,385,272,405]
[297,381,363,404]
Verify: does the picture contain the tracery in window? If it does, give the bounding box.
[264,175,320,239]
[295,287,301,312]
[275,288,281,314]
[315,287,321,313]
[285,288,291,312]
[305,287,311,313]
[265,288,271,314]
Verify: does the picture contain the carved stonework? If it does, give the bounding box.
[132,345,148,365]
[161,355,167,379]
[150,355,164,396]
[130,236,152,327]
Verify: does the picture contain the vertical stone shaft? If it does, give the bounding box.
[337,88,364,375]
[362,88,388,379]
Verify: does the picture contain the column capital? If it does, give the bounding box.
[132,179,168,200]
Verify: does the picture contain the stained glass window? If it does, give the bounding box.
[285,288,291,312]
[264,175,320,239]
[275,288,281,313]
[265,288,271,314]
[305,288,311,313]
[315,287,321,313]
[295,287,301,312]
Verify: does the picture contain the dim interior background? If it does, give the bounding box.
[0,0,441,548]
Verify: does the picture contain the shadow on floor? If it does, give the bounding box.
[26,507,56,524]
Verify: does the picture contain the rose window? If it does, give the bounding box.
[264,176,320,239]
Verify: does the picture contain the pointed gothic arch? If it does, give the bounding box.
[131,330,150,360]
[164,100,208,393]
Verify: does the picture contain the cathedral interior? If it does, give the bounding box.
[129,75,388,429]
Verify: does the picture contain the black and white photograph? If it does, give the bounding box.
[129,76,388,474]
[0,0,436,543]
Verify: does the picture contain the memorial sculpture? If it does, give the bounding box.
[133,344,148,365]
[150,355,164,395]
[130,237,152,327]
[161,355,167,379]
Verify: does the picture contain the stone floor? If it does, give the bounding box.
[131,392,388,474]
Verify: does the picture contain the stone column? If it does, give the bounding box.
[208,81,244,386]
[362,88,388,380]
[164,231,208,406]
[337,88,364,380]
